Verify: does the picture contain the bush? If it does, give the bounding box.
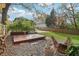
[7,17,35,32]
[66,46,79,56]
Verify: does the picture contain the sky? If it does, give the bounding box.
[7,3,61,21]
[8,4,34,21]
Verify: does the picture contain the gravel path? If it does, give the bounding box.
[1,35,53,56]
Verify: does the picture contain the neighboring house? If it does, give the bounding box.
[56,16,65,26]
[34,13,48,28]
[35,19,47,28]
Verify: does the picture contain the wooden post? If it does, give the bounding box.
[0,3,6,11]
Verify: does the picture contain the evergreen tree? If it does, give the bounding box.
[45,8,57,28]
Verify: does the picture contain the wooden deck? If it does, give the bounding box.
[12,34,45,44]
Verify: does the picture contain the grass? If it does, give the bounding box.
[40,31,79,45]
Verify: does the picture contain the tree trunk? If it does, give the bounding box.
[73,14,78,29]
[1,3,11,25]
[70,3,78,29]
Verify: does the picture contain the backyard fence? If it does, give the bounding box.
[37,27,79,35]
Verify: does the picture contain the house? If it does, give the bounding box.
[35,20,47,28]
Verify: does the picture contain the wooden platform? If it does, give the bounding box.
[12,34,45,44]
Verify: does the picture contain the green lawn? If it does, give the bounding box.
[40,31,79,45]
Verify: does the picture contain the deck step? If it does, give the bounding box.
[12,34,45,44]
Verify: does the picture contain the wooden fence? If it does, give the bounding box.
[37,27,79,35]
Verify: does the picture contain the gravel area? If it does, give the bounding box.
[1,35,53,56]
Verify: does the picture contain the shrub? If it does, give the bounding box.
[7,17,35,32]
[66,46,79,56]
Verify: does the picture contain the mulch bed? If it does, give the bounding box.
[0,35,52,56]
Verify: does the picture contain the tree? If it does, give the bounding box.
[45,15,51,27]
[69,3,78,29]
[75,12,79,29]
[1,3,48,25]
[60,3,79,29]
[45,8,57,28]
[2,3,11,25]
[8,17,35,32]
[13,17,28,22]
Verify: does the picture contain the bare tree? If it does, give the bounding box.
[1,3,48,25]
[60,3,79,29]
